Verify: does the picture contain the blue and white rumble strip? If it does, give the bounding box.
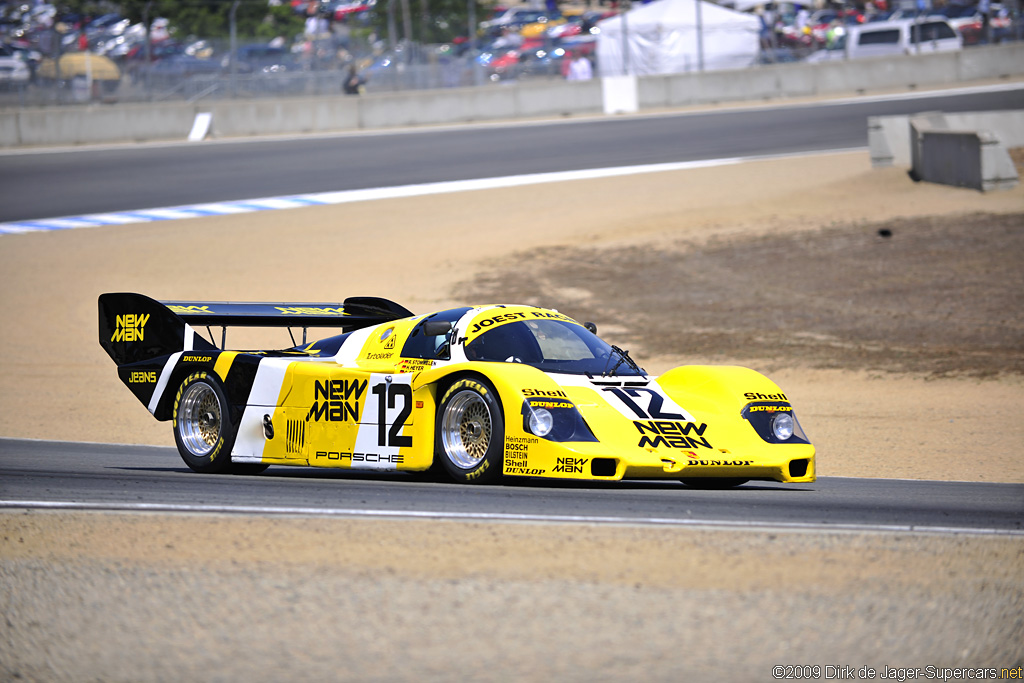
[0,196,330,235]
[0,158,764,236]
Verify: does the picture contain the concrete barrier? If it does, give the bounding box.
[905,112,1020,191]
[12,101,197,146]
[2,42,1022,148]
[871,109,1024,168]
[912,128,1019,191]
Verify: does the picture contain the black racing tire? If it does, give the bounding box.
[680,478,749,489]
[435,377,504,484]
[173,371,237,474]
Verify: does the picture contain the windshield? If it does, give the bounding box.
[464,319,645,376]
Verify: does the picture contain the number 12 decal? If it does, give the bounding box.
[372,382,412,448]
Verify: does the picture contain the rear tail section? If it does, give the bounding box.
[99,292,215,366]
[99,293,216,412]
[99,292,413,418]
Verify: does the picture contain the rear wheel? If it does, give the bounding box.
[680,478,749,489]
[173,372,237,474]
[435,377,504,484]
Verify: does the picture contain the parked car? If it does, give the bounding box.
[36,52,121,93]
[480,7,555,37]
[808,8,866,45]
[517,46,569,77]
[324,0,376,22]
[929,3,985,31]
[934,3,1014,44]
[0,43,31,87]
[806,18,961,61]
[547,10,614,40]
[144,54,222,80]
[220,44,298,74]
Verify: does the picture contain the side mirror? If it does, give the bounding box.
[423,320,452,336]
[584,322,597,334]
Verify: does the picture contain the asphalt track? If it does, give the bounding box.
[1,83,1023,223]
[1,438,1021,534]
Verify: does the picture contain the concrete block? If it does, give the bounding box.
[665,73,700,107]
[912,128,1019,192]
[945,111,1024,148]
[358,88,513,128]
[978,131,1020,191]
[957,43,1024,81]
[868,115,912,167]
[515,80,602,117]
[876,110,1023,172]
[306,98,360,133]
[868,116,893,167]
[460,88,518,122]
[917,129,981,189]
[909,111,949,177]
[772,63,817,99]
[0,112,21,146]
[637,75,670,109]
[602,75,638,115]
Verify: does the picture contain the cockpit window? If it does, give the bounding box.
[400,307,471,360]
[465,319,644,376]
[531,319,592,360]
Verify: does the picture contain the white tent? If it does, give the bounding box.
[596,0,762,77]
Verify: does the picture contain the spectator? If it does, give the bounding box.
[343,64,365,95]
[566,51,593,80]
[795,7,809,33]
[978,0,991,43]
[493,27,523,50]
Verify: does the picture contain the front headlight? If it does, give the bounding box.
[520,398,597,442]
[528,408,553,437]
[741,402,810,444]
[771,413,795,441]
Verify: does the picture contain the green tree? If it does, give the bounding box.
[366,0,484,45]
[59,0,304,40]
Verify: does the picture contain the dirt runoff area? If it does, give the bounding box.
[1,147,1022,681]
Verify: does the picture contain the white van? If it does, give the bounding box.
[806,18,962,61]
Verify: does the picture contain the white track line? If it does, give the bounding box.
[1,500,1020,536]
[0,148,861,236]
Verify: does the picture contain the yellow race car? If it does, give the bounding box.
[99,293,814,488]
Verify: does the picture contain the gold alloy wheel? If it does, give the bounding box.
[440,389,493,469]
[177,381,222,457]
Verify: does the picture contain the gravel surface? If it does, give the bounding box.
[2,512,1022,682]
[465,212,1024,377]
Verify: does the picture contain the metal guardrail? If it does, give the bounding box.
[1,33,1020,110]
[0,58,491,107]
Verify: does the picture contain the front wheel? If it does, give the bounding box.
[173,372,237,473]
[435,377,504,484]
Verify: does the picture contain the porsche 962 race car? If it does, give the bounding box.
[99,293,815,487]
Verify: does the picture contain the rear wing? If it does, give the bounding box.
[162,297,413,329]
[99,292,413,366]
